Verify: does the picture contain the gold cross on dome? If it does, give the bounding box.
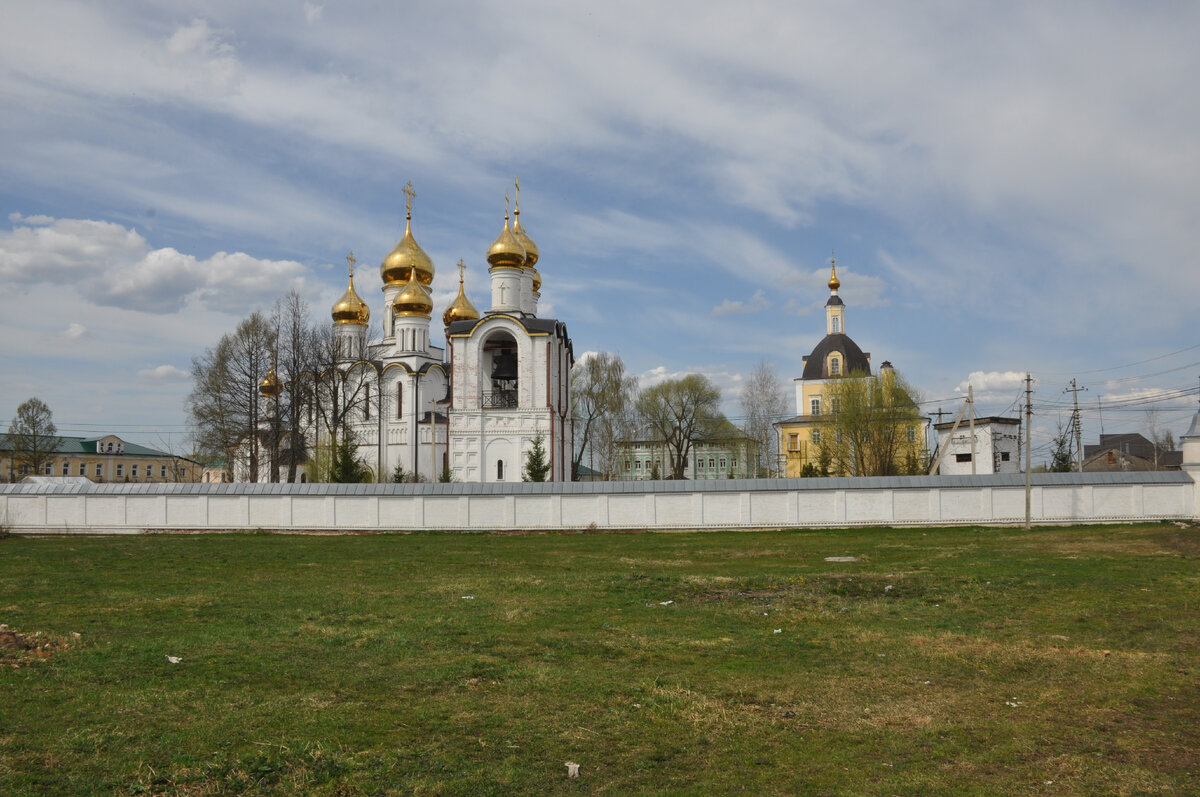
[505,190,510,218]
[514,176,520,211]
[457,258,466,284]
[346,251,356,278]
[402,181,417,216]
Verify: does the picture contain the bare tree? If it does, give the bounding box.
[6,397,61,480]
[273,290,319,482]
[741,360,787,476]
[635,374,722,479]
[1143,406,1176,469]
[188,311,276,482]
[570,352,637,479]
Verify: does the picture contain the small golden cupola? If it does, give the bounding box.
[828,256,841,292]
[393,269,433,318]
[381,181,435,288]
[443,259,480,327]
[486,192,526,269]
[331,251,370,326]
[259,365,282,398]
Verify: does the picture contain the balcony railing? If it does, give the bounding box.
[481,391,518,408]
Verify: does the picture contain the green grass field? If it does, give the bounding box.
[2,524,1198,795]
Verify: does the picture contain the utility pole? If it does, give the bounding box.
[1064,379,1088,472]
[1024,373,1032,530]
[968,384,976,475]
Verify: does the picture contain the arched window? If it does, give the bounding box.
[497,459,505,480]
[396,382,404,419]
[830,356,841,376]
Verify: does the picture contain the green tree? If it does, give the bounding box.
[329,431,369,483]
[523,434,551,482]
[814,368,924,476]
[7,398,61,480]
[635,374,722,480]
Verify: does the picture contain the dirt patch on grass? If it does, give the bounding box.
[1024,527,1200,559]
[0,624,80,668]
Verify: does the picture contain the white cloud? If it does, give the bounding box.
[164,18,240,96]
[956,371,1027,394]
[712,289,769,317]
[0,216,309,314]
[60,323,90,340]
[304,3,324,24]
[138,364,189,381]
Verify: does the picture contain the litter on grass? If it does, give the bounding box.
[565,762,580,778]
[824,556,860,562]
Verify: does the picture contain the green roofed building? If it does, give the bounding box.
[0,433,201,483]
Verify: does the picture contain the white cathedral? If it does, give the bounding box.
[309,182,573,483]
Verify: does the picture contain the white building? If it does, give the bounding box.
[933,416,1021,475]
[306,182,573,483]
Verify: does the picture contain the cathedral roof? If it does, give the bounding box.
[801,334,871,380]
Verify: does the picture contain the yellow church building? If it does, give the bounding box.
[774,260,927,477]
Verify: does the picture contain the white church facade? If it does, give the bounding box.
[285,182,573,483]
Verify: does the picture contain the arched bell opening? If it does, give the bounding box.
[481,331,519,408]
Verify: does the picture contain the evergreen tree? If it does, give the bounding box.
[523,434,551,482]
[330,433,368,483]
[1049,423,1074,472]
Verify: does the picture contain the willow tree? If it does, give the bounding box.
[570,352,638,480]
[814,368,924,476]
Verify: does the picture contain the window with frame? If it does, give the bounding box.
[708,458,715,469]
[496,460,504,480]
[396,383,403,419]
[364,383,371,420]
[44,463,52,475]
[96,464,103,478]
[79,463,86,476]
[955,453,972,463]
[831,397,841,414]
[161,465,167,478]
[810,397,821,416]
[830,356,840,376]
[788,433,799,451]
[812,429,822,444]
[906,425,916,443]
[62,462,69,475]
[831,315,841,333]
[116,464,124,477]
[835,429,844,444]
[719,458,726,470]
[1000,452,1011,462]
[132,465,139,478]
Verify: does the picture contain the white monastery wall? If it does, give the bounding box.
[1,472,1194,534]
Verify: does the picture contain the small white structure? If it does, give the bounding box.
[934,416,1021,475]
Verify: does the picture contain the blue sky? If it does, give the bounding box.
[2,1,1198,462]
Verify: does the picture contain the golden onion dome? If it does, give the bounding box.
[381,215,435,288]
[487,198,526,269]
[828,257,841,291]
[512,209,539,269]
[259,367,282,397]
[393,270,433,318]
[531,266,542,293]
[331,254,370,326]
[442,260,480,327]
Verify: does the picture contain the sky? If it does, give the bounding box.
[2,1,1199,464]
